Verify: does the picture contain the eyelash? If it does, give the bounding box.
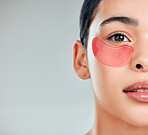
[107,32,130,42]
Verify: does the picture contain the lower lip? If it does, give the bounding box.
[125,92,148,102]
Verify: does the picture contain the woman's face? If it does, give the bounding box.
[87,0,148,126]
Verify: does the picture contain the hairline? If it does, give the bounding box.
[85,2,102,58]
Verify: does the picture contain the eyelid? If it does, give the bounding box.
[107,31,131,42]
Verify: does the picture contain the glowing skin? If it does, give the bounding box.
[92,37,133,67]
[73,0,148,135]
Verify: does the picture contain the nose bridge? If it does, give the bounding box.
[130,39,148,72]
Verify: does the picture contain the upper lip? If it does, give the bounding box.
[123,81,148,92]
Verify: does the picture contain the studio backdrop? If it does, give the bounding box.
[0,0,94,135]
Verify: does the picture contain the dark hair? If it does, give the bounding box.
[80,0,101,49]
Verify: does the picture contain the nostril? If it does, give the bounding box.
[136,64,143,69]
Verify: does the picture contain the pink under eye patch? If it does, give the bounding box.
[92,37,133,67]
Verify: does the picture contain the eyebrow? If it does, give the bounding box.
[100,16,138,27]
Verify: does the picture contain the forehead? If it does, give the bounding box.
[97,0,148,21]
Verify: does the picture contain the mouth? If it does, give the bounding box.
[123,81,148,103]
[123,89,148,93]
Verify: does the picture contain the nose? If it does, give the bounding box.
[130,51,148,72]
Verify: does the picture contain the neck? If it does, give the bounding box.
[86,95,148,135]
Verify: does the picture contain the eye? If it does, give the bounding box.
[107,33,130,42]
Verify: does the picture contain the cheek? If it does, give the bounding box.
[92,37,133,67]
[89,59,123,103]
[89,62,129,121]
[90,37,132,104]
[88,37,127,101]
[88,43,128,115]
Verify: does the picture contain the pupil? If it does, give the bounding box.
[115,34,124,41]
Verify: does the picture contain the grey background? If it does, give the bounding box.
[0,0,94,135]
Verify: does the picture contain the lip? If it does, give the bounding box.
[123,81,148,103]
